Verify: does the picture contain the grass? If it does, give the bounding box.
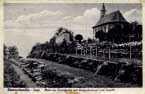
[26,58,141,87]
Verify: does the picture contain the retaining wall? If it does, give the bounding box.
[28,51,142,85]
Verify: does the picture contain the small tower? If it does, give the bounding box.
[100,3,106,18]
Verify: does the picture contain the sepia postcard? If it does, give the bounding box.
[0,0,145,94]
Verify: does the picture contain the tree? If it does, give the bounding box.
[8,46,19,58]
[4,44,7,56]
[107,24,122,43]
[50,37,56,45]
[68,30,74,42]
[95,30,107,42]
[75,34,83,43]
[49,37,56,52]
[129,21,142,41]
[59,39,68,53]
[87,38,93,44]
[106,21,142,43]
[55,27,64,35]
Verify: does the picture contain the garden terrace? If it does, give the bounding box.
[28,52,142,85]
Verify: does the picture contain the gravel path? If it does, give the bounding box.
[11,64,35,87]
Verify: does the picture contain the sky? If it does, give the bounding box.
[4,3,142,57]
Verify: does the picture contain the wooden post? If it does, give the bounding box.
[96,47,97,57]
[103,49,105,58]
[129,34,131,60]
[76,47,77,55]
[130,43,132,59]
[84,48,86,55]
[109,47,111,59]
[81,48,82,55]
[90,47,91,56]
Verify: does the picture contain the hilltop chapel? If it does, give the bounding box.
[92,3,128,39]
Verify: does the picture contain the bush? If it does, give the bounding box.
[4,61,27,87]
[41,67,75,87]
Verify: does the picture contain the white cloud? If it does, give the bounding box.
[5,8,100,31]
[5,9,64,29]
[16,9,63,24]
[5,8,142,57]
[5,29,56,57]
[123,9,142,23]
[71,8,100,39]
[73,8,100,25]
[4,8,100,57]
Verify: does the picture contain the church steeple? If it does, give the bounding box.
[100,3,106,18]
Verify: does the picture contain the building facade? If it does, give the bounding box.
[56,29,72,43]
[92,3,128,39]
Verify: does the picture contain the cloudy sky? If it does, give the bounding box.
[4,3,142,57]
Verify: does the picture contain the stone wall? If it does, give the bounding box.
[28,51,142,85]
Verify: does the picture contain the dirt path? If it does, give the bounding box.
[11,64,35,87]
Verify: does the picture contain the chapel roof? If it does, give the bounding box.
[93,10,128,28]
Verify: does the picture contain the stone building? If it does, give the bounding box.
[56,29,73,43]
[92,3,128,39]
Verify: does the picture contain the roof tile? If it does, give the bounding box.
[93,10,128,28]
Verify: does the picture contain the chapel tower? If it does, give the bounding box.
[100,3,106,18]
